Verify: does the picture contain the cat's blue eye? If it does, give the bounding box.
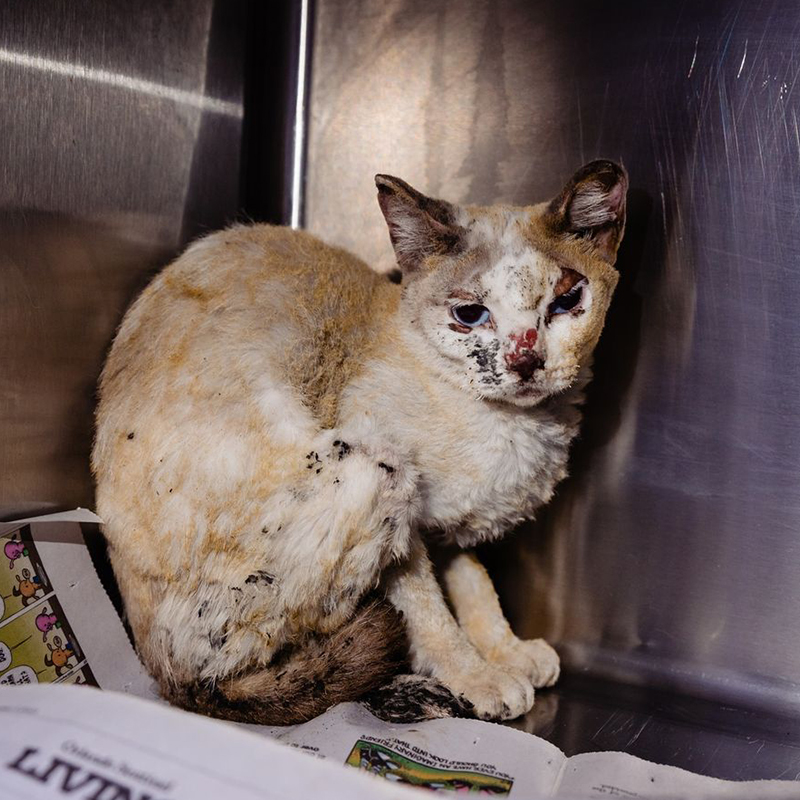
[548,281,586,316]
[452,304,491,328]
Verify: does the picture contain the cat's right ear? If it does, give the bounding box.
[545,160,628,263]
[375,175,464,273]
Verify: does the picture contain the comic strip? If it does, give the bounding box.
[0,512,152,696]
[0,525,52,621]
[56,663,97,685]
[1,525,96,686]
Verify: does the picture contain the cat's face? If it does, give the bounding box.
[377,161,627,407]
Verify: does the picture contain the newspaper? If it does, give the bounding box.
[0,685,409,800]
[2,512,799,799]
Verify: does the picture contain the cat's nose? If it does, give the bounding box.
[506,352,545,381]
[511,328,538,351]
[506,328,544,380]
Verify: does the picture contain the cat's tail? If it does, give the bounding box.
[165,598,409,725]
[362,674,475,722]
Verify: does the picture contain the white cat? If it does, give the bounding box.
[92,160,627,724]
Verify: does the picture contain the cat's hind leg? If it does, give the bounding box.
[167,598,408,725]
[150,434,420,723]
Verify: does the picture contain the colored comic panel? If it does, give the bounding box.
[0,597,88,685]
[345,740,512,795]
[57,663,98,687]
[0,526,52,622]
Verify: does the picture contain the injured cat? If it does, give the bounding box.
[92,159,627,724]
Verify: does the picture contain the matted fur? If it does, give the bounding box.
[363,675,474,723]
[93,160,627,723]
[167,599,408,725]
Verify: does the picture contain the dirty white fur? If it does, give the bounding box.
[93,161,626,721]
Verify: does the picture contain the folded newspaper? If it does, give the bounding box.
[1,512,797,799]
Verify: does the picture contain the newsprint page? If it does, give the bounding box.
[1,512,798,799]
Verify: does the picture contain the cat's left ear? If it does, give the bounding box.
[546,160,628,263]
[375,175,464,273]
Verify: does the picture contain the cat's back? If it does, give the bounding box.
[97,224,397,429]
[104,224,383,368]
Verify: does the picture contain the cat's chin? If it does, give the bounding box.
[508,388,548,408]
[481,385,549,408]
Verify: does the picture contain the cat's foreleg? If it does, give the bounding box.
[441,551,559,688]
[385,536,535,720]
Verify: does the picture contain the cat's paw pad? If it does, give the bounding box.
[491,638,560,689]
[439,662,535,721]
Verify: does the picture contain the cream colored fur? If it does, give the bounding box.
[93,160,627,721]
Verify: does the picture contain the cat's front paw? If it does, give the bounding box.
[489,637,560,689]
[440,662,535,721]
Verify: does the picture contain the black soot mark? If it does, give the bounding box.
[333,440,351,459]
[362,678,475,723]
[245,570,275,586]
[467,339,502,385]
[306,450,323,469]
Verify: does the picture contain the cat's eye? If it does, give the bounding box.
[452,304,491,328]
[548,280,587,316]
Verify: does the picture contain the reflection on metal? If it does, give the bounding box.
[305,0,800,772]
[290,0,313,229]
[0,0,244,519]
[513,674,800,782]
[0,47,242,117]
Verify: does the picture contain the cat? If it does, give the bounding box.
[92,159,627,724]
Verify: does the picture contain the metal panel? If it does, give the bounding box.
[0,0,244,518]
[515,675,800,782]
[305,0,800,738]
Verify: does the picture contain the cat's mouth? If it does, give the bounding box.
[514,383,545,400]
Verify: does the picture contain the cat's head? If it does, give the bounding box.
[376,160,627,407]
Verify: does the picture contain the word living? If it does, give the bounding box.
[6,747,167,800]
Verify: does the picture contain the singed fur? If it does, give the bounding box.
[93,160,627,723]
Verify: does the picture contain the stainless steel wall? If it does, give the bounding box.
[5,0,800,724]
[305,0,800,713]
[0,0,245,518]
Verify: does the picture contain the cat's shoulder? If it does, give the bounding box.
[176,223,380,285]
[127,223,393,325]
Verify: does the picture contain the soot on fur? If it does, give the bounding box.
[363,674,475,723]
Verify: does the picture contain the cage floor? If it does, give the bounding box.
[508,674,800,783]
